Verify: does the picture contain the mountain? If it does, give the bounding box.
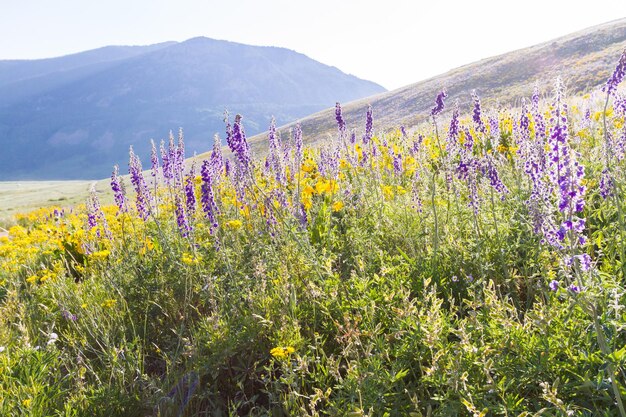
[246,18,626,154]
[0,38,385,180]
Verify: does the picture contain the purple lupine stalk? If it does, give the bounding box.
[457,128,480,214]
[393,153,403,175]
[446,101,461,159]
[431,90,447,117]
[173,129,185,187]
[545,79,587,252]
[174,195,191,237]
[110,165,128,214]
[185,162,197,217]
[335,102,346,135]
[604,49,626,97]
[472,90,487,135]
[400,126,408,138]
[210,134,224,180]
[531,85,546,140]
[229,114,251,172]
[293,124,303,165]
[363,105,373,144]
[200,160,219,232]
[128,146,152,220]
[87,185,111,239]
[483,155,508,198]
[488,114,500,149]
[160,139,172,183]
[150,139,160,178]
[350,130,357,144]
[267,117,286,185]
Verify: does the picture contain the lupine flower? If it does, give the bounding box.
[604,49,626,97]
[110,165,128,214]
[200,160,219,233]
[568,284,581,294]
[472,90,487,134]
[150,139,160,178]
[599,168,613,199]
[363,105,373,144]
[335,102,346,134]
[549,280,559,291]
[229,114,251,173]
[128,146,152,220]
[267,117,285,185]
[431,90,447,117]
[210,134,224,179]
[185,162,197,217]
[174,194,191,237]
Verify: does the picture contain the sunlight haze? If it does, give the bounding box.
[2,0,625,89]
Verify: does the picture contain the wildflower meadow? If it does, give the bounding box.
[2,51,626,416]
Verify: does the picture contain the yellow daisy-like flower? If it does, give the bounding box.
[332,201,344,212]
[101,299,117,309]
[225,220,243,229]
[270,346,295,359]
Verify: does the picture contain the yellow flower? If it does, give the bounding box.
[101,299,117,309]
[181,253,202,265]
[225,220,243,229]
[270,346,295,359]
[332,201,344,212]
[301,159,317,173]
[90,250,110,261]
[382,185,395,200]
[22,398,32,408]
[26,275,38,284]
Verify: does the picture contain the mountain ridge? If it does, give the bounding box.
[0,38,385,180]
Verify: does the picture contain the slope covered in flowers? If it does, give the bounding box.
[2,53,626,416]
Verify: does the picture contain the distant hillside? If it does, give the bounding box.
[0,38,385,180]
[247,18,626,153]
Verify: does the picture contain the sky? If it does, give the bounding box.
[2,0,625,90]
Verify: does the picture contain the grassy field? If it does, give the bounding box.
[0,180,111,227]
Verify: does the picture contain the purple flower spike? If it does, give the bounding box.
[431,90,447,117]
[363,105,373,144]
[549,280,559,291]
[604,49,626,97]
[335,102,346,134]
[568,284,580,294]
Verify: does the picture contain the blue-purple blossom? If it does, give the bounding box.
[110,165,128,214]
[604,49,626,97]
[363,105,373,144]
[335,102,346,134]
[431,90,447,117]
[200,160,219,233]
[129,146,152,220]
[229,114,251,173]
[472,90,487,135]
[185,162,197,217]
[549,280,559,291]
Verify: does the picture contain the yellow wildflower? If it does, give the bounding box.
[225,220,243,229]
[332,201,344,212]
[270,346,295,359]
[101,299,117,309]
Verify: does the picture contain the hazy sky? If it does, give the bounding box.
[2,0,625,90]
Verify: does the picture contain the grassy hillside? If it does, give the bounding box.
[247,18,626,153]
[2,44,626,415]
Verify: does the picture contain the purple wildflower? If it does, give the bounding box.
[174,194,191,237]
[150,139,160,180]
[431,90,447,117]
[129,146,152,220]
[568,284,581,294]
[549,280,559,291]
[185,162,197,217]
[472,90,487,135]
[110,165,128,214]
[604,49,626,97]
[229,114,251,173]
[200,160,219,233]
[335,102,346,134]
[363,105,373,144]
[599,168,613,199]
